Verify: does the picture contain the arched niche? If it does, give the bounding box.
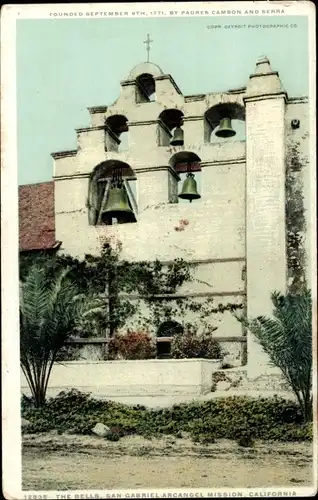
[158,109,184,146]
[204,102,245,143]
[157,320,184,337]
[169,152,202,205]
[105,114,129,153]
[157,320,184,359]
[169,151,201,171]
[87,160,137,226]
[136,73,156,103]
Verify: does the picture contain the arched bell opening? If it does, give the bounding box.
[169,152,202,204]
[87,160,137,226]
[210,119,245,143]
[157,320,184,359]
[105,114,129,153]
[136,73,156,103]
[204,102,245,143]
[158,109,184,147]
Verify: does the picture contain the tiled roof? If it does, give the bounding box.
[19,181,59,251]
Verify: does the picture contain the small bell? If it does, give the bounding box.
[215,117,236,138]
[170,127,184,146]
[178,173,201,203]
[102,183,136,224]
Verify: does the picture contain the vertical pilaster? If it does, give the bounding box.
[182,117,205,146]
[244,57,288,378]
[136,166,179,212]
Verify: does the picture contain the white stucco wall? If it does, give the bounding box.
[51,57,311,379]
[55,175,245,263]
[20,359,220,398]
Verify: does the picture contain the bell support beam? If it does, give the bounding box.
[97,181,110,225]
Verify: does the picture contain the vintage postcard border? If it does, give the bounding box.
[1,2,317,498]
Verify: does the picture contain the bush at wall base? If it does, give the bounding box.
[170,331,222,359]
[107,331,156,360]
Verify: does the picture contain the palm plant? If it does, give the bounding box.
[20,264,105,407]
[236,290,313,422]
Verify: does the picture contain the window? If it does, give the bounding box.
[105,115,129,152]
[158,109,184,146]
[136,73,156,103]
[156,321,184,359]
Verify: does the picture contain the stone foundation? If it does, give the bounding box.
[211,367,292,394]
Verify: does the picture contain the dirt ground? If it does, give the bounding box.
[22,432,313,490]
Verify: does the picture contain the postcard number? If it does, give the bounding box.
[24,496,47,500]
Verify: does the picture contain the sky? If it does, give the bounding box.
[16,15,309,185]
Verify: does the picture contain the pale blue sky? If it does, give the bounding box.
[17,16,308,185]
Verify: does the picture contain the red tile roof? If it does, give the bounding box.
[19,181,59,251]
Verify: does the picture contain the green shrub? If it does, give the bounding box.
[174,430,183,439]
[106,431,120,442]
[191,432,216,445]
[236,433,255,448]
[265,423,313,442]
[21,394,35,412]
[229,421,255,447]
[109,425,125,437]
[171,331,222,359]
[21,390,312,442]
[108,331,156,360]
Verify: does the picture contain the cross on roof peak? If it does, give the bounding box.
[143,34,153,63]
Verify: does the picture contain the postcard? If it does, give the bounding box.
[1,2,317,499]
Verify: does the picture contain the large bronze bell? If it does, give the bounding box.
[215,117,236,138]
[170,127,184,146]
[178,173,201,203]
[101,183,136,224]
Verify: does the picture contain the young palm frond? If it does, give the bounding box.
[20,263,106,406]
[235,290,312,422]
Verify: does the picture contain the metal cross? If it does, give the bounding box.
[144,34,153,62]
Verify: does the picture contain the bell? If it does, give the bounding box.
[215,117,236,138]
[170,127,184,146]
[178,173,201,203]
[102,184,136,223]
